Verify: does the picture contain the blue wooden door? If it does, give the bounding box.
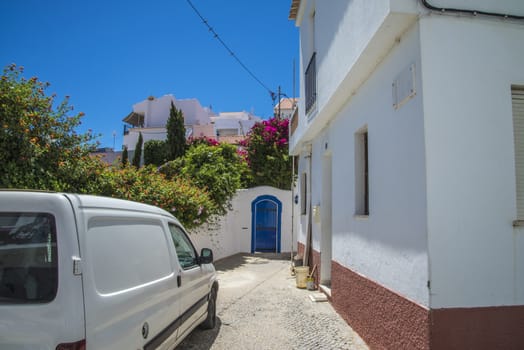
[252,196,281,253]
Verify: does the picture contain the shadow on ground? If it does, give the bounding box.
[214,252,292,272]
[176,318,222,350]
[176,253,292,349]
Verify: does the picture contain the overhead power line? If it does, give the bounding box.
[185,0,277,102]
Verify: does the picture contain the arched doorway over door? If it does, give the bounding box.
[251,195,282,253]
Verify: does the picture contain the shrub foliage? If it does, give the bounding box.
[160,143,249,215]
[241,117,292,189]
[98,165,213,229]
[0,64,103,192]
[144,139,168,166]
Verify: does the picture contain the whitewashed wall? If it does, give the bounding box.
[123,128,167,152]
[290,0,418,154]
[189,187,294,261]
[176,99,213,126]
[324,22,429,307]
[131,95,212,129]
[420,14,524,308]
[133,95,174,128]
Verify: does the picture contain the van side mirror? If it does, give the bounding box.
[199,248,213,264]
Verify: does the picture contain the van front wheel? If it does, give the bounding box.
[200,287,217,330]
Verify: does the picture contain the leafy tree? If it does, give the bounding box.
[0,63,103,192]
[144,139,168,166]
[132,132,143,167]
[121,146,129,166]
[166,101,186,160]
[97,165,214,229]
[241,117,292,189]
[160,143,247,215]
[236,147,254,188]
[0,64,222,230]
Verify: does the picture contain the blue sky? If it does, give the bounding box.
[0,0,298,149]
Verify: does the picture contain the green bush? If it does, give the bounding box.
[0,64,103,192]
[132,132,143,167]
[0,64,225,229]
[241,117,292,189]
[98,165,214,229]
[160,143,247,215]
[166,102,186,160]
[144,139,168,166]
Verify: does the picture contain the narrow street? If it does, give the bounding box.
[178,253,369,350]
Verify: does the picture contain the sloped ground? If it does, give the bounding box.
[178,253,368,350]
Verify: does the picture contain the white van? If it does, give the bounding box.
[0,191,218,350]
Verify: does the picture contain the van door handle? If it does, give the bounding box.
[177,275,182,287]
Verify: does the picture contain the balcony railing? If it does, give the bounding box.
[305,52,317,114]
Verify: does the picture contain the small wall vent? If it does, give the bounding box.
[392,63,416,110]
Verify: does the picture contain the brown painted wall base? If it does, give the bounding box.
[297,241,524,349]
[331,261,429,350]
[430,305,524,350]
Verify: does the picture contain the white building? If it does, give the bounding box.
[122,95,264,157]
[122,94,215,153]
[289,1,524,349]
[273,97,298,120]
[210,111,261,144]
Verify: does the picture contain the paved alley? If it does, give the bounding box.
[177,253,369,350]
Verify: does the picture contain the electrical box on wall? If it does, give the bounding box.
[392,63,416,110]
[313,205,321,223]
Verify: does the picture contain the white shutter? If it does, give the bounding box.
[512,86,524,219]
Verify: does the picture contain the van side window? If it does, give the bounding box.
[0,213,58,304]
[168,224,197,269]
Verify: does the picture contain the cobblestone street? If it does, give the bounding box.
[178,253,369,350]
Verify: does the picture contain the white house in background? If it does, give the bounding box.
[289,1,524,349]
[210,111,261,144]
[122,94,215,154]
[273,97,298,120]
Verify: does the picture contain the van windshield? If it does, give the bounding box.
[0,213,58,304]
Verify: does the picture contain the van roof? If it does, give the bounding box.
[68,194,175,218]
[0,190,176,221]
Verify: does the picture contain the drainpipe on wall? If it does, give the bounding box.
[420,0,524,20]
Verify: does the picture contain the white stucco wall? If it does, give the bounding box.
[189,187,294,261]
[210,111,261,137]
[131,95,212,129]
[290,0,418,154]
[122,128,168,152]
[328,23,429,306]
[123,95,217,150]
[176,99,213,126]
[133,95,174,128]
[293,0,524,311]
[294,21,429,306]
[420,14,524,308]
